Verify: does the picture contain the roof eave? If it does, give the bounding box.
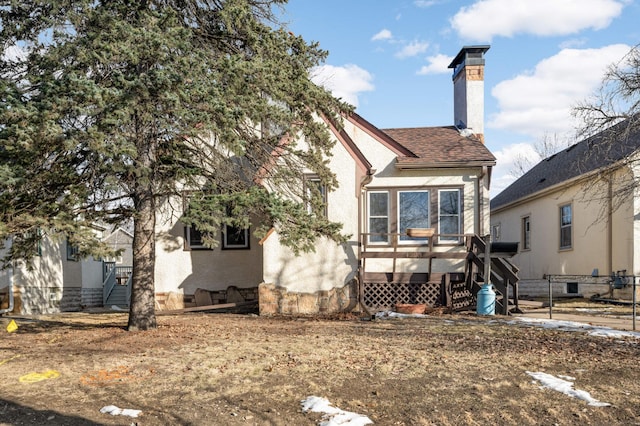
[345,112,417,158]
[491,162,622,213]
[396,160,496,170]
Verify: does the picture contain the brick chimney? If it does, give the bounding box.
[448,45,490,143]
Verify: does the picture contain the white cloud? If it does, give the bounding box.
[559,38,588,49]
[414,0,439,7]
[488,44,632,138]
[417,53,454,75]
[310,64,375,108]
[395,40,429,59]
[371,29,393,42]
[490,142,540,196]
[451,0,626,41]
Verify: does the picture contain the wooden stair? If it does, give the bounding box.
[105,285,129,308]
[465,235,520,315]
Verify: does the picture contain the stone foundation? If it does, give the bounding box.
[258,280,358,315]
[155,286,259,311]
[10,286,82,314]
[199,287,259,305]
[81,288,103,309]
[155,292,190,310]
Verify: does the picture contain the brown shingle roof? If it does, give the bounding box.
[382,126,496,166]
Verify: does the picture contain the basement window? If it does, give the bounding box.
[222,225,249,250]
[184,225,211,250]
[567,282,579,294]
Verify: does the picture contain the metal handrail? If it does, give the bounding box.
[125,273,133,305]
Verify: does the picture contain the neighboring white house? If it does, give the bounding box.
[0,228,106,315]
[0,222,136,315]
[102,226,134,266]
[155,45,505,314]
[490,118,640,299]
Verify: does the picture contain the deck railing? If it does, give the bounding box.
[359,232,519,313]
[102,263,133,306]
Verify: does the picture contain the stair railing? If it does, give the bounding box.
[465,235,520,314]
[125,272,133,306]
[102,262,117,305]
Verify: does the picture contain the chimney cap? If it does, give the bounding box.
[448,45,490,69]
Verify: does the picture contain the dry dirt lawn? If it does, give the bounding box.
[1,309,640,426]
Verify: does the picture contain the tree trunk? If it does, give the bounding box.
[127,193,158,331]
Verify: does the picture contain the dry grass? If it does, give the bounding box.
[1,310,640,425]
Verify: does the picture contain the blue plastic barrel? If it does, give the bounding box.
[476,283,495,315]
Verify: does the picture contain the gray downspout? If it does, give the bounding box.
[356,169,375,314]
[476,166,488,236]
[607,175,613,276]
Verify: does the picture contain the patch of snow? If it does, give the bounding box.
[110,305,126,311]
[301,396,373,426]
[526,371,611,407]
[100,405,142,417]
[575,308,612,313]
[375,311,428,319]
[558,374,576,381]
[509,317,640,339]
[100,405,142,418]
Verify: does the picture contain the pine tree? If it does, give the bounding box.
[0,0,350,330]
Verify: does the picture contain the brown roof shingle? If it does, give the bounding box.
[382,126,496,166]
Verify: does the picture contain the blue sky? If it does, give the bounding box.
[280,0,640,197]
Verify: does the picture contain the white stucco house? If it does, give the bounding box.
[154,45,520,315]
[490,117,640,299]
[1,45,518,316]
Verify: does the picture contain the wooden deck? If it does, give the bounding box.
[358,232,520,314]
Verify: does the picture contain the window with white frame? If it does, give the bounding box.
[368,191,389,243]
[366,187,464,245]
[559,203,572,249]
[398,190,430,242]
[304,175,327,217]
[184,225,209,250]
[223,225,250,249]
[522,215,531,250]
[438,189,460,242]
